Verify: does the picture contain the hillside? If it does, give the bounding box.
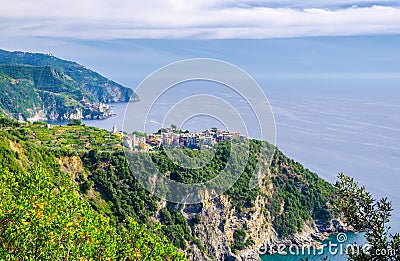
[0,114,345,260]
[0,49,137,121]
[0,115,184,260]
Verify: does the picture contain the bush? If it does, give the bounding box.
[67,119,82,126]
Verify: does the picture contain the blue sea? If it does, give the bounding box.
[79,80,399,260]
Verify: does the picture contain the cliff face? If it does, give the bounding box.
[164,150,343,261]
[23,100,114,122]
[0,49,137,121]
[183,194,277,261]
[179,195,348,260]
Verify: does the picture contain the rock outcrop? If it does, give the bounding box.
[164,152,351,261]
[182,193,277,261]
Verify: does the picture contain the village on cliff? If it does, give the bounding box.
[112,125,248,151]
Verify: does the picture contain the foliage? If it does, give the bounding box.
[132,131,147,137]
[32,123,122,152]
[0,114,340,257]
[335,173,400,261]
[0,119,185,260]
[0,49,135,102]
[0,113,22,128]
[67,119,83,126]
[0,166,185,260]
[158,206,194,251]
[231,228,254,253]
[82,149,158,224]
[149,139,273,210]
[268,150,336,238]
[0,49,136,121]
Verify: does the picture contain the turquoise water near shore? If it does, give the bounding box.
[261,233,366,261]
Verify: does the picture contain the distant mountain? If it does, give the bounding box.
[0,49,137,121]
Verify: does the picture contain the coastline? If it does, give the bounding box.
[261,232,366,261]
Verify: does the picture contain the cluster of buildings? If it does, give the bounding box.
[79,99,110,111]
[117,126,247,151]
[79,99,113,119]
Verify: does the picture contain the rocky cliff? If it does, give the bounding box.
[155,148,345,261]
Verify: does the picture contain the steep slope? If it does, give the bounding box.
[0,115,345,260]
[0,49,137,121]
[0,115,185,260]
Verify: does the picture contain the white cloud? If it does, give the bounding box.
[0,0,400,39]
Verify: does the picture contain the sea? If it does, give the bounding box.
[71,79,399,261]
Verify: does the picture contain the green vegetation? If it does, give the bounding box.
[0,114,339,258]
[82,149,158,223]
[159,207,191,250]
[0,167,184,260]
[231,229,254,253]
[0,49,136,121]
[336,173,400,261]
[33,123,122,153]
[0,114,184,260]
[268,150,336,238]
[148,139,273,210]
[132,131,147,137]
[67,119,83,126]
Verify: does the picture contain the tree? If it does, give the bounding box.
[231,229,247,253]
[0,166,186,260]
[335,173,400,261]
[67,119,82,126]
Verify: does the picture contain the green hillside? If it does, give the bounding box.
[0,114,338,259]
[0,115,184,260]
[0,49,137,121]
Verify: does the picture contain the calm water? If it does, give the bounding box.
[261,232,366,261]
[79,82,399,260]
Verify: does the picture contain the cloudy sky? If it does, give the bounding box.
[1,0,400,39]
[0,1,399,86]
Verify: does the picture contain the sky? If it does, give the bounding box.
[1,0,399,84]
[1,0,399,81]
[1,0,400,39]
